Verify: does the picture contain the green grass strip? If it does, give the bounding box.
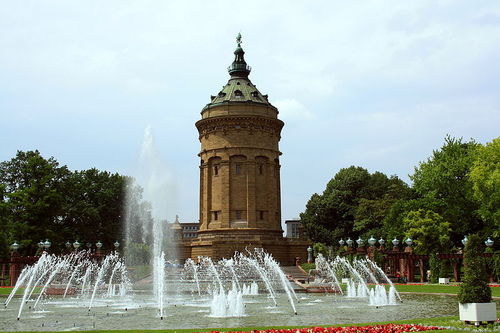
[1,314,498,333]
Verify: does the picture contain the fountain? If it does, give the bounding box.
[313,254,399,306]
[0,127,460,330]
[1,248,461,331]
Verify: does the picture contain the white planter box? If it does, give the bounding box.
[438,278,450,284]
[459,302,497,323]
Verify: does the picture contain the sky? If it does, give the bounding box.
[1,1,499,228]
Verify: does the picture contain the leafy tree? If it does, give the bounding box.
[354,178,413,238]
[469,137,500,238]
[0,150,150,257]
[300,166,410,244]
[312,242,328,258]
[457,234,492,303]
[410,136,482,245]
[0,150,70,255]
[62,168,127,251]
[403,209,451,255]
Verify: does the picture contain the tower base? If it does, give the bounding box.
[175,229,310,265]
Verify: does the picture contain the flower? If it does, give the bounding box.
[196,324,444,333]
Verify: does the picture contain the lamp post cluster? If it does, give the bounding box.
[461,236,494,248]
[338,236,411,254]
[9,240,122,255]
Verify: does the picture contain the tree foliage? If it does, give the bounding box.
[0,150,150,257]
[300,136,498,253]
[300,166,410,244]
[410,136,482,244]
[469,137,500,238]
[403,209,451,254]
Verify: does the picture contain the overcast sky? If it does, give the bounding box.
[1,1,499,227]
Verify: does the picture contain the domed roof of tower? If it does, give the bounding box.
[203,34,275,111]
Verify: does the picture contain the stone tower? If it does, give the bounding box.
[189,35,308,263]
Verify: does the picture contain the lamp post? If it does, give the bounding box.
[73,240,81,251]
[378,238,385,250]
[404,237,413,255]
[485,237,494,248]
[346,237,354,251]
[461,236,468,247]
[356,237,365,254]
[307,246,313,263]
[43,239,51,252]
[10,241,20,253]
[38,241,44,253]
[392,238,399,252]
[96,241,103,257]
[114,241,120,254]
[9,242,21,286]
[65,241,72,252]
[338,239,345,247]
[368,236,377,247]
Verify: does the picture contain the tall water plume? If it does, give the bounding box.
[124,125,178,264]
[123,126,177,318]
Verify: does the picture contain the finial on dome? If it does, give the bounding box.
[236,33,242,47]
[228,33,251,77]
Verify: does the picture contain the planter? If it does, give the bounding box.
[458,302,497,325]
[438,277,449,284]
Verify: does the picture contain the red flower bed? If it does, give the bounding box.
[200,324,444,333]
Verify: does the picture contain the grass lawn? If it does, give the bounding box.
[388,283,500,297]
[0,287,42,296]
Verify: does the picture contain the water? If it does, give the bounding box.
[5,251,130,320]
[314,254,401,306]
[0,293,460,331]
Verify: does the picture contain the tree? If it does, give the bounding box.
[403,209,451,254]
[410,136,482,245]
[354,177,413,238]
[62,168,127,251]
[0,150,150,257]
[0,150,70,255]
[469,137,500,238]
[300,166,410,244]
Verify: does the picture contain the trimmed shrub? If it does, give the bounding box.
[457,234,492,303]
[429,254,440,283]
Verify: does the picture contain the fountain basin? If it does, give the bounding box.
[1,293,461,332]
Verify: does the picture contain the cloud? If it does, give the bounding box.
[1,0,499,222]
[274,98,314,121]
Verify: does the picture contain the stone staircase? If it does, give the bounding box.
[282,266,337,293]
[282,266,309,283]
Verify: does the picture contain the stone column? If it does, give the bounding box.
[221,158,231,228]
[246,160,256,227]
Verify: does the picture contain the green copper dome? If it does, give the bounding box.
[203,34,275,111]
